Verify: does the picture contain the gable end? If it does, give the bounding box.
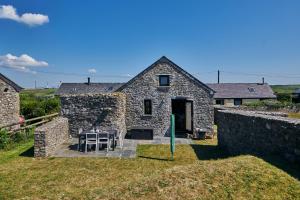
[117,56,215,94]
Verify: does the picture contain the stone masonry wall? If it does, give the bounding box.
[0,79,20,127]
[60,93,126,137]
[34,117,69,157]
[121,62,214,136]
[216,109,300,163]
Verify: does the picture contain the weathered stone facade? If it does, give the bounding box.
[120,62,214,136]
[0,78,20,127]
[34,117,69,157]
[216,109,300,163]
[60,93,126,137]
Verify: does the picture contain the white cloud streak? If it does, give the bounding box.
[0,5,49,26]
[88,68,97,73]
[0,53,48,74]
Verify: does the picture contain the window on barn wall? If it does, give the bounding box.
[144,99,152,115]
[234,98,242,106]
[216,99,224,105]
[159,75,170,86]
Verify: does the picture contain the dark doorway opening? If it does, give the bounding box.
[171,99,193,138]
[125,129,153,140]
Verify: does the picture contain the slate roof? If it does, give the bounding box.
[206,83,276,99]
[117,56,215,93]
[0,73,23,92]
[55,83,124,95]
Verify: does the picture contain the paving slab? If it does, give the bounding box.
[52,136,193,158]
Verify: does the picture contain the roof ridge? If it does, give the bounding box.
[0,73,23,92]
[117,56,214,93]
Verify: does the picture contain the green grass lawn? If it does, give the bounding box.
[21,88,57,96]
[0,138,299,199]
[271,84,300,94]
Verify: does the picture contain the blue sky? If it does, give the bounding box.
[0,0,300,88]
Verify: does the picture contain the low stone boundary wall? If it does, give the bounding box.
[34,117,69,157]
[214,106,288,124]
[60,93,126,138]
[216,109,300,163]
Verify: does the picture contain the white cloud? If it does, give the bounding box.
[0,53,48,73]
[88,68,97,73]
[0,5,49,26]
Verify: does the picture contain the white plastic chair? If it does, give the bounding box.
[85,132,97,152]
[98,131,111,152]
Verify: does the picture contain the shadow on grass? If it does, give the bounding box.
[19,146,34,157]
[260,155,300,180]
[190,144,229,160]
[191,143,300,180]
[138,155,171,161]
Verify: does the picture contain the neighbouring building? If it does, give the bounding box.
[56,56,215,139]
[0,73,23,127]
[292,88,300,103]
[206,83,276,107]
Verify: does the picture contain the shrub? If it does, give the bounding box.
[20,95,60,119]
[243,100,288,110]
[0,129,11,150]
[0,127,35,150]
[276,93,292,103]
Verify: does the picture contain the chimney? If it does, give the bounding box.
[217,70,220,84]
[87,77,90,85]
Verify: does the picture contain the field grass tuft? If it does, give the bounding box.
[0,138,299,199]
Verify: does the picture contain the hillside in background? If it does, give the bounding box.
[271,84,300,94]
[20,88,59,119]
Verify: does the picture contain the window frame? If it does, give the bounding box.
[143,99,152,115]
[158,75,170,87]
[215,99,224,105]
[234,98,243,106]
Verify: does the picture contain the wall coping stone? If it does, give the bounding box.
[219,109,300,125]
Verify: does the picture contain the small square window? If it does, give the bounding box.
[234,99,242,106]
[144,99,152,115]
[216,99,224,105]
[159,75,170,86]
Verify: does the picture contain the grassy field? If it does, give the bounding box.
[20,88,60,120]
[0,138,299,199]
[21,88,57,96]
[271,84,300,94]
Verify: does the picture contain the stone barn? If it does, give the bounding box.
[56,56,215,139]
[0,73,23,127]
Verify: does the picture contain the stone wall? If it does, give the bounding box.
[216,109,300,163]
[214,106,288,124]
[0,79,20,127]
[60,93,126,137]
[34,117,69,157]
[121,62,214,136]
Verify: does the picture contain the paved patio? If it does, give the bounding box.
[52,136,193,158]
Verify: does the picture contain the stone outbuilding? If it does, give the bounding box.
[207,83,276,106]
[0,73,23,127]
[56,56,215,139]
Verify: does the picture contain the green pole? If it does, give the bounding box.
[170,114,175,160]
